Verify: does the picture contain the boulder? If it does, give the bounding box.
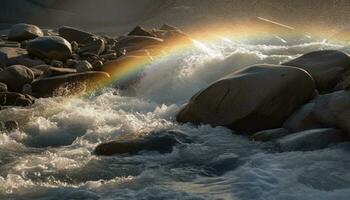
[27,36,72,60]
[277,128,345,152]
[94,133,186,156]
[75,60,93,72]
[31,71,110,97]
[0,65,34,92]
[176,64,315,132]
[0,47,45,67]
[128,26,157,37]
[0,82,7,92]
[0,92,34,106]
[58,26,94,43]
[7,23,43,41]
[116,36,164,52]
[31,65,76,77]
[283,50,350,91]
[252,128,289,142]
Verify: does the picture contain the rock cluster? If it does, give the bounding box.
[177,49,350,152]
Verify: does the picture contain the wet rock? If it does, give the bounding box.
[91,60,103,71]
[116,36,164,52]
[27,36,72,60]
[94,133,186,156]
[58,26,94,43]
[31,65,76,77]
[0,92,33,106]
[0,65,34,92]
[31,71,110,97]
[283,101,324,132]
[205,153,239,176]
[128,26,157,37]
[283,50,350,91]
[177,64,315,133]
[75,60,93,72]
[0,120,19,131]
[77,36,105,56]
[0,82,7,92]
[8,23,43,42]
[252,128,289,142]
[277,128,345,152]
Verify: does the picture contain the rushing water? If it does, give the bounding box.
[1,36,350,200]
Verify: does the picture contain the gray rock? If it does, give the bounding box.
[0,82,7,92]
[77,36,105,56]
[32,65,76,77]
[8,23,43,42]
[252,128,289,142]
[75,60,93,72]
[283,50,350,91]
[277,128,345,152]
[27,36,72,60]
[177,64,316,132]
[0,65,34,92]
[31,71,110,97]
[0,47,45,67]
[58,26,94,43]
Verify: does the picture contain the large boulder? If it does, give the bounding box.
[7,23,43,42]
[283,50,350,91]
[58,26,94,43]
[116,36,164,52]
[284,90,350,135]
[0,65,34,92]
[27,36,72,60]
[31,71,110,97]
[177,64,316,132]
[277,128,345,152]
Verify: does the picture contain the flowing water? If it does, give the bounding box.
[1,35,350,200]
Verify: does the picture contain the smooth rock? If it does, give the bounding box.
[0,92,33,106]
[31,71,110,97]
[94,133,184,156]
[283,50,350,91]
[58,26,94,43]
[32,65,76,77]
[176,64,315,132]
[0,47,45,67]
[252,128,289,142]
[277,128,345,152]
[75,60,93,72]
[8,23,43,41]
[0,65,34,92]
[116,36,164,52]
[27,36,72,60]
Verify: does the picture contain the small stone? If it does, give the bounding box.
[77,36,105,55]
[92,60,103,71]
[58,26,94,43]
[22,83,32,94]
[65,59,79,67]
[75,60,93,72]
[0,65,34,92]
[4,120,19,131]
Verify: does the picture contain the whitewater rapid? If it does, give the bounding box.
[1,37,350,200]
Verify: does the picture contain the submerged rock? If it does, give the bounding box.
[27,36,72,60]
[177,64,315,132]
[0,65,34,92]
[252,128,289,142]
[8,23,43,42]
[277,128,345,152]
[94,131,191,156]
[283,50,350,91]
[31,71,110,97]
[58,26,94,43]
